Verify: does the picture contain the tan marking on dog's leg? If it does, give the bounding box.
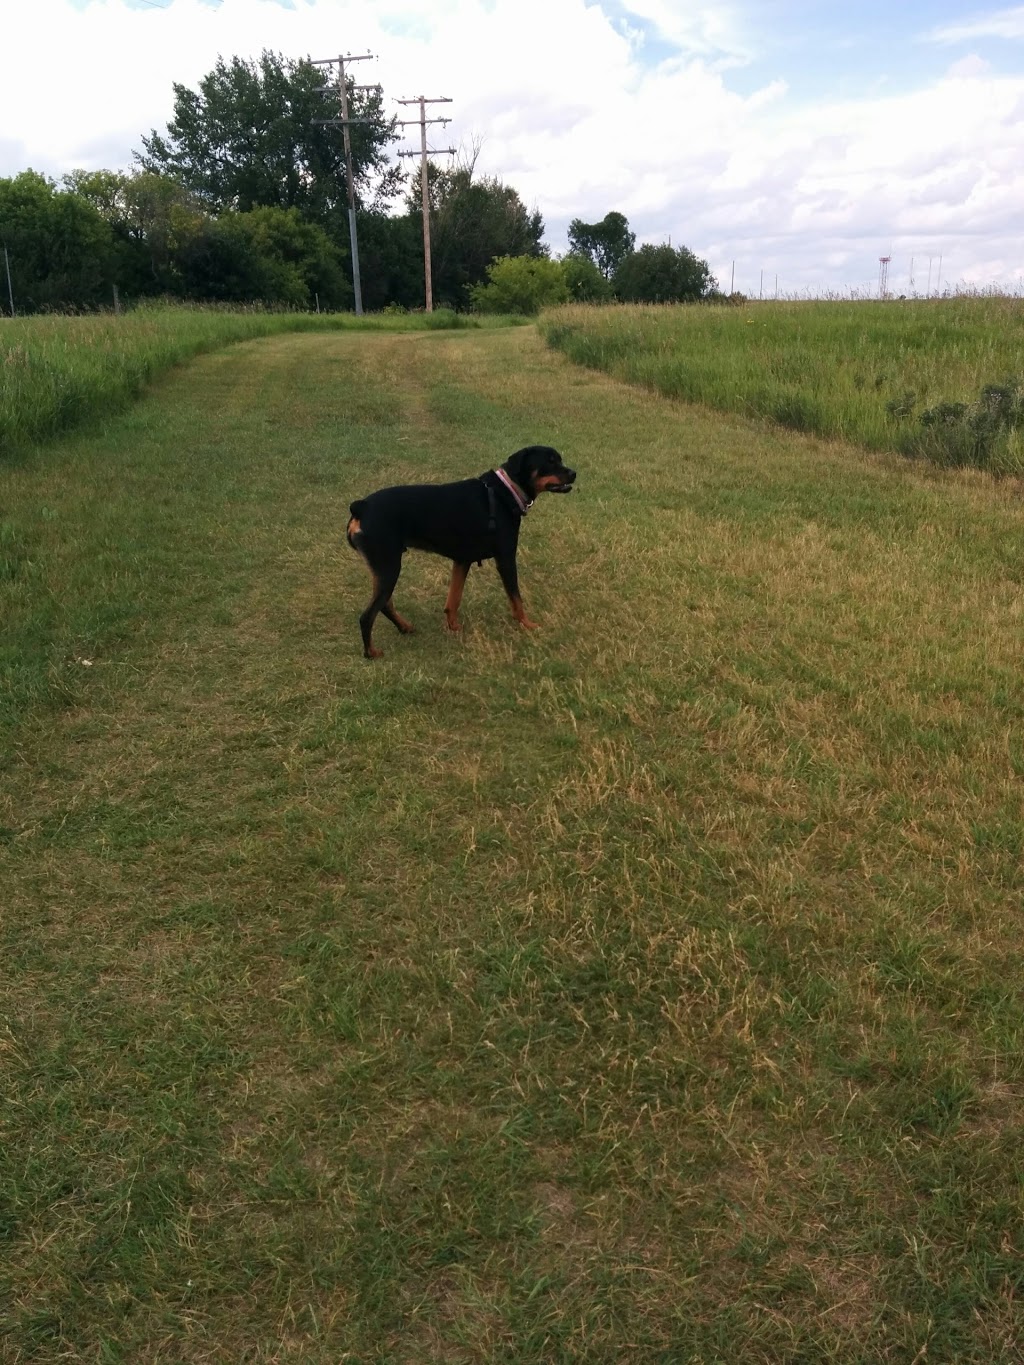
[509,594,539,630]
[445,562,471,632]
[384,597,415,634]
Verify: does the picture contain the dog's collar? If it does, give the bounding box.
[493,466,531,515]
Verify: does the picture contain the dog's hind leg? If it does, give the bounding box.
[359,563,402,659]
[348,520,409,657]
[381,596,415,635]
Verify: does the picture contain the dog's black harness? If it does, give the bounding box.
[477,480,498,567]
[482,470,531,532]
[479,472,531,567]
[484,479,498,534]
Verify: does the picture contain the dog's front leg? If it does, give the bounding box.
[495,554,538,630]
[445,561,472,632]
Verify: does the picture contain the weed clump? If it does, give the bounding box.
[888,379,1024,473]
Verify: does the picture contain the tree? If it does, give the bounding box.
[61,165,351,307]
[64,167,205,295]
[0,170,113,311]
[244,206,349,308]
[60,168,126,221]
[471,255,569,315]
[175,207,349,309]
[567,211,635,280]
[613,243,716,303]
[137,51,399,225]
[560,253,612,303]
[419,162,547,309]
[353,211,424,312]
[118,172,206,293]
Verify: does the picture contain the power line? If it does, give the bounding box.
[133,0,225,9]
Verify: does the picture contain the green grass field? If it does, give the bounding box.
[541,298,1024,474]
[0,304,508,454]
[3,321,1024,1361]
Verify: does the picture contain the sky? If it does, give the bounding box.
[3,0,1024,297]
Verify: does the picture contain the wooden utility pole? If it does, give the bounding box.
[3,245,14,317]
[313,51,377,315]
[397,97,454,312]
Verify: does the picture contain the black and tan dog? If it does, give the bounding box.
[346,445,576,659]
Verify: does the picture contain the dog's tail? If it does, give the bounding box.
[346,499,367,552]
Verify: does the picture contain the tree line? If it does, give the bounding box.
[0,51,717,316]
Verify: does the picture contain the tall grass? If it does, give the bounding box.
[0,304,516,454]
[540,297,1024,474]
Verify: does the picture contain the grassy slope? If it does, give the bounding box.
[541,298,1024,473]
[0,306,510,453]
[2,327,1024,1362]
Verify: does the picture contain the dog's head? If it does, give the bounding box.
[502,445,577,501]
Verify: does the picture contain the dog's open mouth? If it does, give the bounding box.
[549,481,575,493]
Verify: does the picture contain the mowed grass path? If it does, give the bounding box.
[3,328,1024,1362]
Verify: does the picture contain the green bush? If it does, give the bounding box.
[174,207,349,310]
[561,253,612,303]
[612,244,715,303]
[891,380,1024,471]
[0,171,115,311]
[471,255,569,315]
[422,308,473,330]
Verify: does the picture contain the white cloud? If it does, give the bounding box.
[946,54,993,78]
[926,5,1024,43]
[613,0,754,62]
[2,0,1024,295]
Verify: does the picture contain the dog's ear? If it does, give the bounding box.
[503,446,534,488]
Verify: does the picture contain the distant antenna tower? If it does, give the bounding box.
[878,255,891,299]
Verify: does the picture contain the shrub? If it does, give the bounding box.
[471,255,569,315]
[561,253,613,303]
[888,379,1024,471]
[612,244,716,303]
[422,308,474,330]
